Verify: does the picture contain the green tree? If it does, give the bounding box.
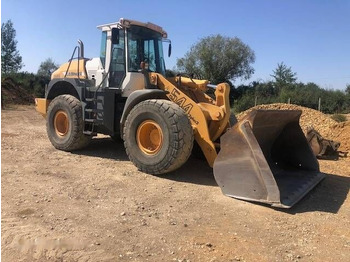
[37,58,59,78]
[345,84,350,95]
[176,34,255,85]
[165,69,176,78]
[271,62,297,90]
[1,20,23,74]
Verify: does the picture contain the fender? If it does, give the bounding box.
[120,89,168,136]
[46,78,93,100]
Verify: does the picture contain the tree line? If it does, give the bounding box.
[174,36,350,114]
[231,63,350,114]
[2,19,349,114]
[1,20,58,99]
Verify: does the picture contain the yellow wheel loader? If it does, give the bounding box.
[35,18,324,208]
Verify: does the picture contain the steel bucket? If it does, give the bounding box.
[213,110,325,208]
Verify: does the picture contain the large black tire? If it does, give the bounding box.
[123,99,193,174]
[46,94,91,151]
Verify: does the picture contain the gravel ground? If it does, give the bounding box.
[2,105,350,262]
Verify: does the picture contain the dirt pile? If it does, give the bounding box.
[237,103,350,151]
[1,77,35,106]
[331,121,350,152]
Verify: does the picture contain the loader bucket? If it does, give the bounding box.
[213,110,325,208]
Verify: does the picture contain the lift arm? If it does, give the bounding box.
[149,73,231,167]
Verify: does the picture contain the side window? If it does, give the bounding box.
[128,37,139,71]
[100,31,107,68]
[144,40,156,72]
[109,29,126,87]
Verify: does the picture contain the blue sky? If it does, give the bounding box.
[2,0,350,90]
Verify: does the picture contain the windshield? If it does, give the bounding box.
[127,25,166,75]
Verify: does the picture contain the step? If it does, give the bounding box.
[83,130,97,136]
[84,119,98,123]
[85,98,103,102]
[85,108,103,113]
[85,98,95,102]
[84,119,103,124]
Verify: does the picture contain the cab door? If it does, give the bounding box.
[109,28,126,88]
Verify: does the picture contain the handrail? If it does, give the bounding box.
[64,46,80,79]
[64,39,84,80]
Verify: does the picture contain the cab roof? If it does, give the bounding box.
[97,18,167,38]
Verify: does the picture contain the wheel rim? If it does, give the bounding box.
[136,120,163,155]
[54,110,69,137]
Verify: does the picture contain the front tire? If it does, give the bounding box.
[123,99,193,174]
[46,94,91,151]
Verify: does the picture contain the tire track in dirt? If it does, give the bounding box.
[1,215,116,261]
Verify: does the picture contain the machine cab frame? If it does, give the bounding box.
[97,18,168,97]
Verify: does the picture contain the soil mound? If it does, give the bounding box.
[1,77,35,107]
[237,103,350,152]
[331,121,350,152]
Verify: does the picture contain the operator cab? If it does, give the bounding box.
[86,18,169,97]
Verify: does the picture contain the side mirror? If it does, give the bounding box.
[168,43,172,57]
[112,28,119,45]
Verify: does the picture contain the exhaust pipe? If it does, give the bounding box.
[78,39,84,58]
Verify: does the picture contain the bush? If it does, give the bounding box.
[233,93,255,113]
[1,72,48,97]
[331,114,347,122]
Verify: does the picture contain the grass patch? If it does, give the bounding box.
[331,114,347,122]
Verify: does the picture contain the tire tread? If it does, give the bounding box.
[46,95,91,151]
[123,99,193,174]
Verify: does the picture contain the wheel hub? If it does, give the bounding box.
[54,110,69,137]
[136,120,163,155]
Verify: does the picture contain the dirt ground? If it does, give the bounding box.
[2,105,350,262]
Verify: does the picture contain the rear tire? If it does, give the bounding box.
[46,94,91,151]
[123,99,193,174]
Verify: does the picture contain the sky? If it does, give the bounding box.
[2,0,350,90]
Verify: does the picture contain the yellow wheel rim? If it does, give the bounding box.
[136,120,163,155]
[54,110,69,137]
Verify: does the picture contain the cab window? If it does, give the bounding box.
[109,29,126,87]
[127,25,165,75]
[100,31,107,68]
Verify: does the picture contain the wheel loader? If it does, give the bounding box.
[35,18,325,208]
